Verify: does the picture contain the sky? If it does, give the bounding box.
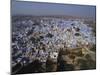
[11,0,96,19]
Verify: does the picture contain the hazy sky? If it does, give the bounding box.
[11,0,96,18]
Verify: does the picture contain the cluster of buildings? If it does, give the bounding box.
[12,17,96,69]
